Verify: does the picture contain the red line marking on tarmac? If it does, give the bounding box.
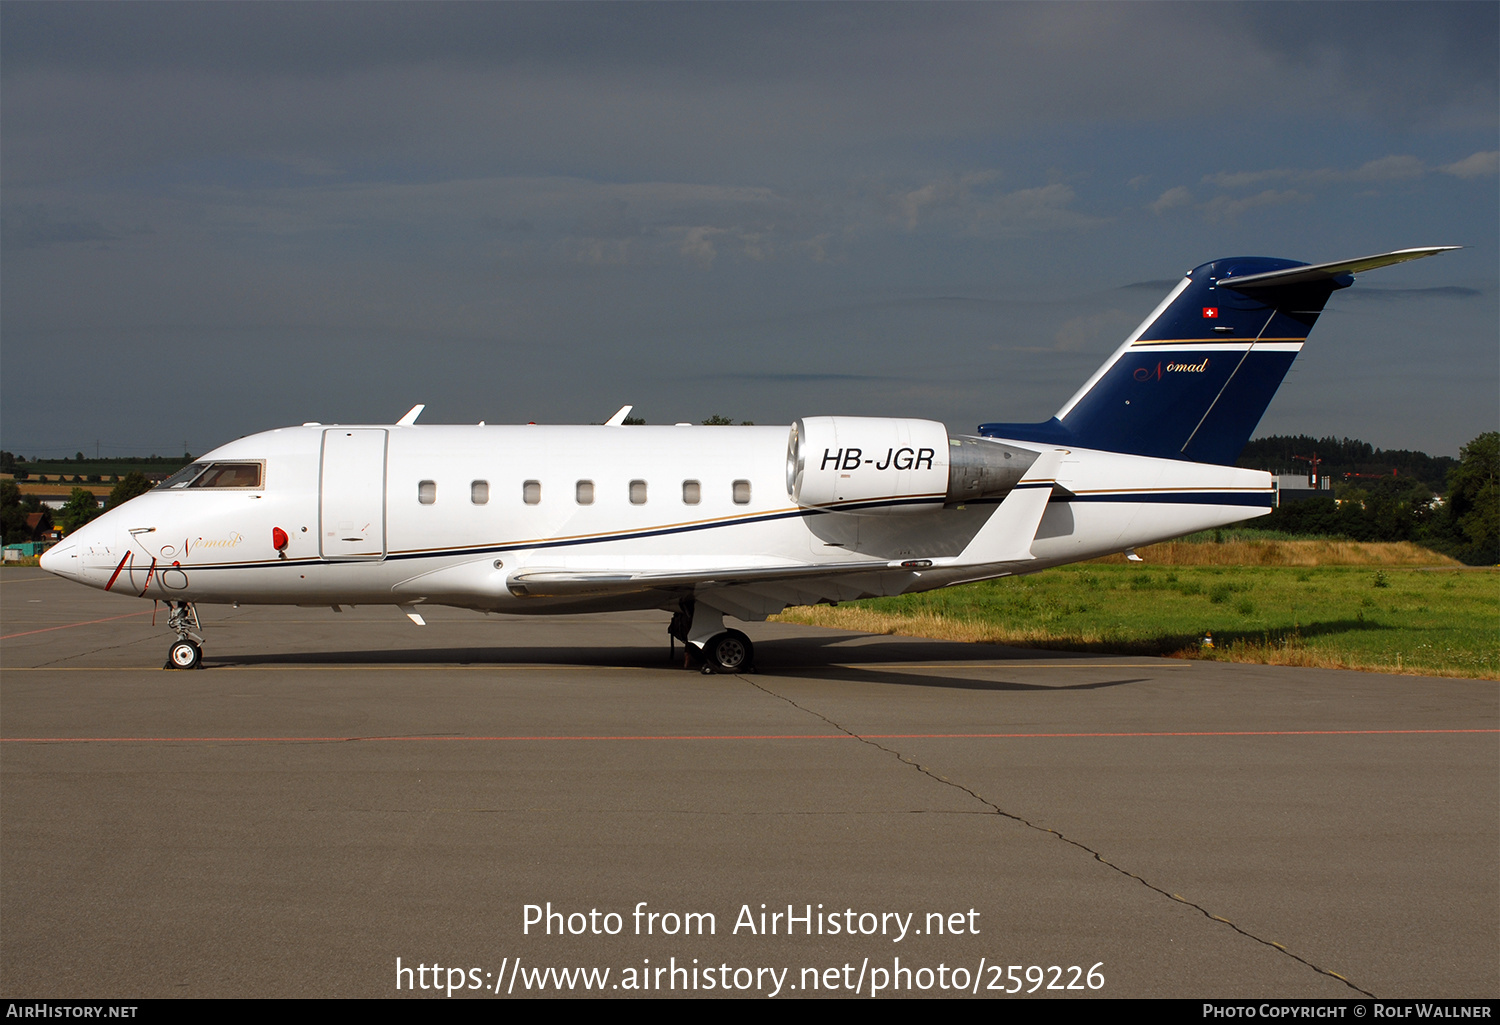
[1,610,157,640]
[1,729,1493,744]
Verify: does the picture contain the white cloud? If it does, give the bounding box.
[676,226,723,268]
[1149,186,1193,214]
[967,183,1104,237]
[1441,151,1499,179]
[887,171,1002,230]
[1345,155,1426,182]
[1203,154,1438,190]
[1200,189,1309,224]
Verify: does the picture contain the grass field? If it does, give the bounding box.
[776,544,1498,679]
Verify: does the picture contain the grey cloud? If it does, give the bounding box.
[1232,2,1497,127]
[6,5,1494,190]
[1052,309,1136,353]
[1204,155,1431,190]
[2,5,1493,458]
[713,372,892,383]
[1200,189,1309,224]
[0,205,121,251]
[1340,286,1483,302]
[868,174,1104,238]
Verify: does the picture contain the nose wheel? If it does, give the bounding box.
[169,639,202,670]
[163,601,205,670]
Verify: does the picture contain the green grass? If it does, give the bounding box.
[779,564,1500,678]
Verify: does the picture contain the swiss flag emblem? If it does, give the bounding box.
[1203,307,1218,318]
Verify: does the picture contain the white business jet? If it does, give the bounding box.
[41,247,1456,672]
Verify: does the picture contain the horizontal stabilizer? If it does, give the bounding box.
[1217,246,1460,291]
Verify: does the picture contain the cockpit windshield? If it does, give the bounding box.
[154,461,263,490]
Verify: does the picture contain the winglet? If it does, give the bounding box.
[604,405,634,427]
[396,404,425,426]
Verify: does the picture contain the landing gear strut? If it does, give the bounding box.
[669,599,755,674]
[164,601,204,670]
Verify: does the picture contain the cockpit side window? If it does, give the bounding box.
[186,462,264,489]
[156,463,209,490]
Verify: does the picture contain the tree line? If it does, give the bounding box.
[1,473,156,544]
[1250,433,1496,565]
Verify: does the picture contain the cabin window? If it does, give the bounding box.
[629,480,647,505]
[418,480,436,505]
[471,480,489,505]
[576,480,594,505]
[523,480,541,505]
[682,480,701,505]
[732,480,751,504]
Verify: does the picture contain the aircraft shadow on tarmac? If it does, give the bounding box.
[207,633,1155,693]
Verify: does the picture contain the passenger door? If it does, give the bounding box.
[320,429,387,560]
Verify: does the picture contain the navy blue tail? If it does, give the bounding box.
[979,256,1350,465]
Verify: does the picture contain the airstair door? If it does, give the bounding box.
[320,429,387,560]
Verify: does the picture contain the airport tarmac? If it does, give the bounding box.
[2,567,1495,999]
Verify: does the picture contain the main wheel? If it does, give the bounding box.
[704,630,753,674]
[168,639,202,670]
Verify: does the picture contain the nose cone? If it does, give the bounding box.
[39,541,81,580]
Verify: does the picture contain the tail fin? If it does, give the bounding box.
[978,247,1458,465]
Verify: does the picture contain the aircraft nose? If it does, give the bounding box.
[39,541,80,580]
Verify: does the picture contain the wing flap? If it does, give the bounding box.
[506,559,895,599]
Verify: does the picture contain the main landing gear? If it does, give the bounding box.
[164,601,204,670]
[668,599,755,675]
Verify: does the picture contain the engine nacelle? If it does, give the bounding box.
[787,417,1038,515]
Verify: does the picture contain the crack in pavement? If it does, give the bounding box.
[742,674,1375,998]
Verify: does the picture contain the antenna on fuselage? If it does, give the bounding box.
[396,404,425,426]
[604,405,634,427]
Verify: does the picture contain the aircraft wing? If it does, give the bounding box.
[507,561,926,619]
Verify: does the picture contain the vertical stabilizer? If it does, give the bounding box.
[978,247,1458,465]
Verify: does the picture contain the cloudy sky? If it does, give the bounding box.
[3,3,1495,459]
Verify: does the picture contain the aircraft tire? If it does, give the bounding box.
[168,639,202,670]
[704,630,753,674]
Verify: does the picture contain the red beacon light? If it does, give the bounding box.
[272,527,290,556]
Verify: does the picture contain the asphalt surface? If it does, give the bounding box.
[2,567,1496,999]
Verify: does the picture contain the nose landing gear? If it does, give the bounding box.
[164,601,204,670]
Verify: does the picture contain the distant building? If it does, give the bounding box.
[1274,474,1333,506]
